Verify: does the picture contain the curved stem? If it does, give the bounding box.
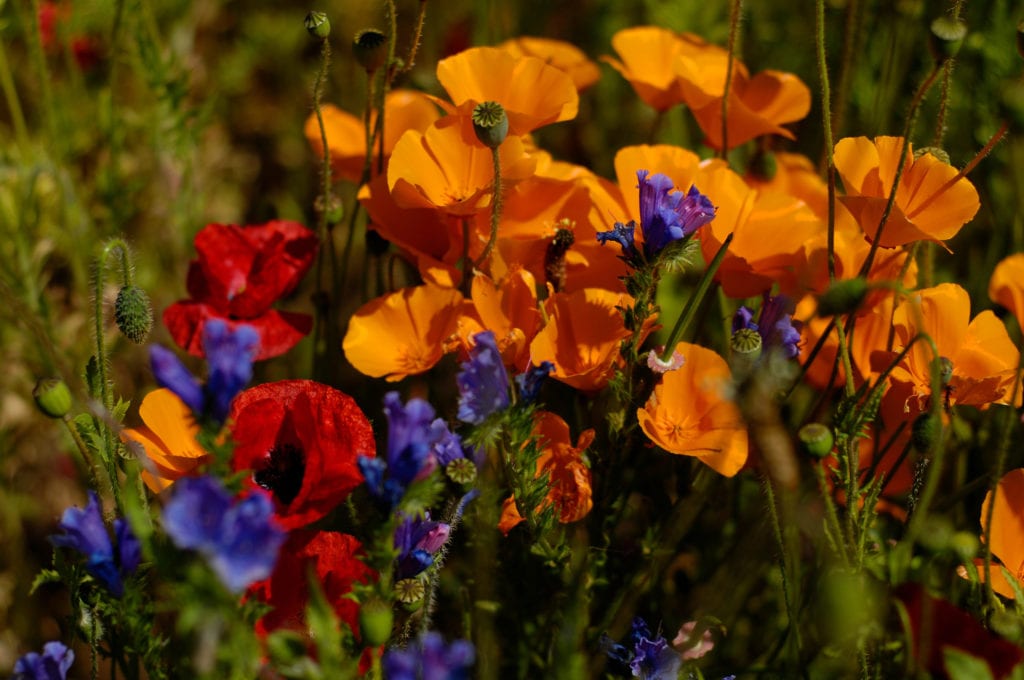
[720,0,743,158]
[474,147,503,270]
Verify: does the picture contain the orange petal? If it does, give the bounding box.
[990,254,1024,332]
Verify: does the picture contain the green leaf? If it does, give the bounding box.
[943,647,995,680]
[30,568,62,594]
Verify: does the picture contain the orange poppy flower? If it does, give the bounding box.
[498,410,595,534]
[990,253,1024,332]
[528,287,636,393]
[637,342,748,477]
[387,115,537,216]
[122,388,209,492]
[342,284,466,381]
[974,468,1024,599]
[436,46,578,135]
[304,89,440,183]
[602,27,709,112]
[454,268,541,372]
[498,36,600,92]
[873,283,1020,419]
[834,136,980,248]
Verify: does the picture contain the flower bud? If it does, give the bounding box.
[34,377,72,419]
[929,16,967,63]
[798,423,834,459]
[114,285,154,344]
[472,101,509,149]
[395,577,425,605]
[304,11,330,39]
[911,412,940,453]
[815,277,869,317]
[446,458,477,485]
[916,514,953,553]
[949,531,979,562]
[359,598,394,647]
[353,29,387,73]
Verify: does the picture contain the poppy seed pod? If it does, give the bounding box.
[729,327,762,377]
[798,423,834,459]
[929,16,967,63]
[353,29,387,73]
[114,285,154,343]
[472,101,509,149]
[815,277,870,317]
[446,458,477,485]
[304,11,330,39]
[913,145,950,165]
[34,377,72,419]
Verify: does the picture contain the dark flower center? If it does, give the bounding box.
[253,444,305,506]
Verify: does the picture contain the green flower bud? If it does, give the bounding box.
[949,531,980,563]
[911,412,940,453]
[446,458,477,485]
[798,423,834,459]
[304,11,330,40]
[815,277,870,317]
[472,101,509,149]
[359,598,394,647]
[353,29,388,73]
[34,377,72,419]
[114,285,154,344]
[929,16,967,63]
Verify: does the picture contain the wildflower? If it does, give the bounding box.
[602,26,696,112]
[382,632,475,680]
[731,293,801,360]
[230,380,376,530]
[499,411,594,534]
[163,220,318,360]
[149,319,258,424]
[13,641,74,680]
[516,361,555,402]
[456,331,510,424]
[122,388,210,492]
[360,392,443,508]
[394,513,451,580]
[673,621,716,661]
[989,253,1024,332]
[637,342,748,477]
[834,136,980,248]
[646,349,685,374]
[458,269,542,372]
[497,36,601,92]
[162,476,285,594]
[971,468,1024,599]
[252,530,375,641]
[601,617,681,680]
[343,284,466,381]
[50,492,140,598]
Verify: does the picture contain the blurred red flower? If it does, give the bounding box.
[230,380,375,530]
[163,220,317,361]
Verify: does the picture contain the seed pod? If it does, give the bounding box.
[472,101,509,149]
[798,423,834,459]
[353,29,387,73]
[929,16,967,63]
[304,11,330,39]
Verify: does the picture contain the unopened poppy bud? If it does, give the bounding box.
[304,11,330,39]
[929,17,967,63]
[395,577,425,605]
[911,412,940,453]
[359,598,394,647]
[472,101,509,149]
[114,285,154,344]
[798,423,834,459]
[34,377,72,419]
[353,29,387,73]
[914,146,950,165]
[815,277,870,317]
[729,328,762,376]
[446,458,477,485]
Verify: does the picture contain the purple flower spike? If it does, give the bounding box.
[731,293,801,360]
[150,345,204,414]
[637,170,716,258]
[516,361,555,403]
[382,632,475,680]
[13,641,75,680]
[50,492,139,598]
[456,331,510,425]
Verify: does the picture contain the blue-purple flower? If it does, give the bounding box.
[162,476,285,593]
[456,331,510,425]
[12,641,74,680]
[382,632,475,680]
[394,512,451,580]
[732,293,801,360]
[150,319,258,424]
[601,617,681,680]
[515,361,555,403]
[598,170,716,266]
[50,492,140,598]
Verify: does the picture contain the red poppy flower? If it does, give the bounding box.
[251,529,376,643]
[230,380,375,530]
[163,220,318,361]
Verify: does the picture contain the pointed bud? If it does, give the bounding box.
[114,285,154,343]
[353,29,387,73]
[815,277,869,317]
[304,11,330,39]
[472,101,509,149]
[798,423,834,459]
[359,598,394,647]
[34,377,72,419]
[929,17,967,63]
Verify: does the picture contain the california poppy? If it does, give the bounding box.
[974,468,1024,599]
[498,411,594,534]
[122,388,209,492]
[230,380,376,530]
[637,342,748,477]
[834,136,980,248]
[602,26,699,112]
[498,36,601,92]
[163,220,318,361]
[989,253,1024,333]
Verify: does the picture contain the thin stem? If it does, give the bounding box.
[816,0,838,282]
[26,0,59,156]
[473,147,503,270]
[720,0,743,158]
[401,1,429,75]
[310,34,334,380]
[660,233,733,361]
[763,477,802,658]
[832,0,862,139]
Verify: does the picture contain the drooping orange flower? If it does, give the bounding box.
[387,115,536,216]
[990,253,1024,332]
[498,411,595,534]
[638,342,747,476]
[974,468,1024,599]
[436,46,579,135]
[498,36,600,92]
[122,388,209,492]
[342,284,466,381]
[835,136,980,248]
[602,27,708,112]
[873,283,1020,419]
[528,287,636,393]
[304,89,440,183]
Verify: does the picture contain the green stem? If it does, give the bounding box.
[473,147,503,270]
[401,1,429,75]
[763,477,802,659]
[26,0,59,156]
[720,0,742,158]
[660,233,733,361]
[815,0,839,283]
[311,34,335,381]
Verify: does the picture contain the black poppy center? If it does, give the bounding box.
[253,444,305,506]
